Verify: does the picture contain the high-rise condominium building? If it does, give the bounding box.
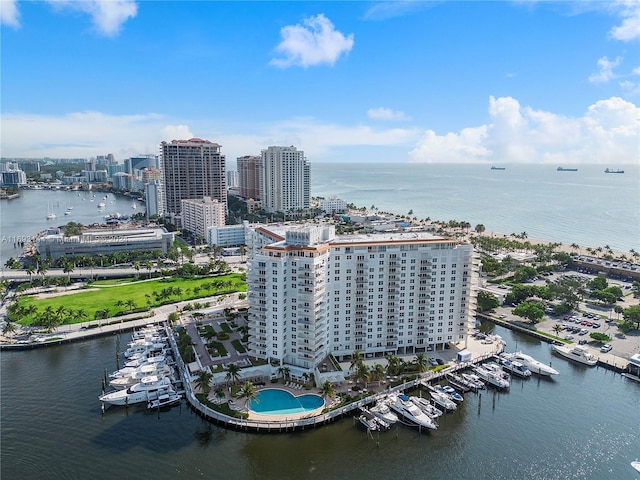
[260,146,310,213]
[246,224,477,374]
[181,197,227,240]
[160,138,226,217]
[237,155,261,200]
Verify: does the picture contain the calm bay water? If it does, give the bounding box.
[0,189,142,265]
[1,325,638,480]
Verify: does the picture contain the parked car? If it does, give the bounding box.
[436,358,445,366]
[600,344,612,353]
[428,357,438,366]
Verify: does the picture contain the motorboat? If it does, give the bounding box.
[551,344,597,366]
[358,409,383,431]
[123,353,167,369]
[97,202,106,209]
[109,364,171,390]
[387,394,438,430]
[631,460,640,473]
[429,390,457,411]
[499,358,532,378]
[500,351,559,376]
[99,375,175,406]
[123,339,168,358]
[369,399,398,425]
[446,373,472,392]
[483,362,512,381]
[147,392,182,410]
[461,372,486,390]
[435,385,464,402]
[473,365,510,389]
[410,396,443,419]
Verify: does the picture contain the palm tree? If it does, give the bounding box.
[214,386,226,403]
[237,381,258,409]
[414,353,429,373]
[225,363,241,386]
[3,321,17,338]
[370,363,386,386]
[195,368,213,395]
[63,261,74,281]
[354,363,371,388]
[385,354,402,376]
[349,350,364,372]
[320,380,336,401]
[26,265,35,282]
[552,324,562,337]
[125,299,136,312]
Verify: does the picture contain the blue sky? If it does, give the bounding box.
[1,1,638,164]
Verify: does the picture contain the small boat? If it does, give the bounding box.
[369,399,398,425]
[473,365,510,389]
[97,202,106,209]
[461,372,486,390]
[358,409,383,431]
[551,344,597,366]
[429,390,457,411]
[147,392,182,410]
[446,373,473,392]
[631,460,640,473]
[604,168,624,174]
[46,202,57,220]
[132,202,137,209]
[387,394,438,429]
[410,396,443,419]
[499,358,532,377]
[435,385,464,402]
[500,351,559,376]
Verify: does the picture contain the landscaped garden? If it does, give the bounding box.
[7,273,246,329]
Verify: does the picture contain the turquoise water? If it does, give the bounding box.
[248,388,324,415]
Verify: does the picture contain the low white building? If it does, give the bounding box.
[320,198,347,215]
[207,223,247,248]
[37,227,174,260]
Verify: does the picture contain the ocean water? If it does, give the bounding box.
[312,163,639,253]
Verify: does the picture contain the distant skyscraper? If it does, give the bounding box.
[145,179,164,219]
[226,170,238,189]
[237,155,261,200]
[126,155,159,175]
[160,138,226,217]
[260,146,310,214]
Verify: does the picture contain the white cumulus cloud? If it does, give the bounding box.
[270,14,354,68]
[608,0,640,41]
[46,0,137,37]
[367,107,411,121]
[0,0,20,28]
[410,96,640,164]
[589,56,623,84]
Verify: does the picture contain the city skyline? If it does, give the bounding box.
[1,1,639,164]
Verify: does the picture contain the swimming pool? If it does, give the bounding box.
[248,388,324,416]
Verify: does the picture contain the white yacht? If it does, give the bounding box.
[123,353,167,369]
[473,365,510,389]
[436,385,464,402]
[461,372,486,390]
[631,460,640,473]
[551,344,597,366]
[123,340,168,358]
[359,409,383,431]
[499,358,532,377]
[109,364,170,390]
[147,392,182,410]
[369,399,398,425]
[410,396,443,418]
[429,390,457,411]
[99,375,174,406]
[500,351,559,376]
[388,394,438,430]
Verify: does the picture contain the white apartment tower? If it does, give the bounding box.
[260,146,310,214]
[181,196,226,240]
[247,224,476,374]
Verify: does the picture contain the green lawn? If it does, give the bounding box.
[16,274,246,326]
